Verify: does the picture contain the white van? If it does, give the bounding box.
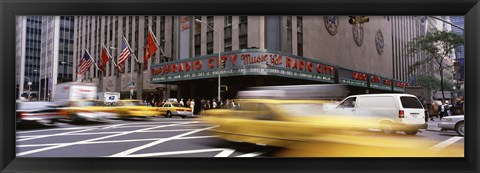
[327,94,427,135]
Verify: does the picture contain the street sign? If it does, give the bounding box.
[128,82,135,88]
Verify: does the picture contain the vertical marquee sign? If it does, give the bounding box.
[369,75,393,91]
[150,49,336,83]
[393,80,409,92]
[338,67,369,87]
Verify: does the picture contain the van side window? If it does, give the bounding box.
[338,97,357,108]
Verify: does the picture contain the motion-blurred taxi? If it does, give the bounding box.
[158,102,193,118]
[112,100,160,119]
[59,100,118,122]
[201,98,377,146]
[201,98,462,157]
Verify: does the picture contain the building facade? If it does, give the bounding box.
[38,16,75,101]
[16,16,42,99]
[449,16,465,89]
[74,16,430,102]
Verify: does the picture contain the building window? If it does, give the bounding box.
[194,16,201,56]
[286,16,292,54]
[206,16,214,54]
[239,16,248,49]
[224,16,232,52]
[297,16,303,56]
[160,16,166,62]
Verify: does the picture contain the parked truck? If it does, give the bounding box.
[53,82,98,106]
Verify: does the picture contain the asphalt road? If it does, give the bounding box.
[16,117,464,157]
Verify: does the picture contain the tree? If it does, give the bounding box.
[407,29,463,101]
[414,74,454,94]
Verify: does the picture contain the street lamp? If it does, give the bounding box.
[24,77,32,99]
[195,19,222,101]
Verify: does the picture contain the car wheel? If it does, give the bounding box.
[404,130,418,135]
[380,122,396,134]
[456,122,465,137]
[166,111,172,118]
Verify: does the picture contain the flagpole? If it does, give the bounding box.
[123,35,139,62]
[86,49,102,72]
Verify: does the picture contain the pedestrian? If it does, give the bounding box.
[186,99,191,108]
[190,99,195,114]
[200,98,206,111]
[427,101,434,121]
[438,100,446,120]
[459,96,465,115]
[194,98,202,115]
[179,98,185,107]
[204,100,211,110]
[212,99,217,109]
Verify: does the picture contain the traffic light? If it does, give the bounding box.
[221,59,226,69]
[348,16,356,24]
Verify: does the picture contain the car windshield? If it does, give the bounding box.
[277,103,328,117]
[171,103,183,107]
[400,96,424,109]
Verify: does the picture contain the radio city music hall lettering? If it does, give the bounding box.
[285,57,334,75]
[396,82,409,88]
[151,60,203,76]
[151,53,335,76]
[371,76,393,87]
[352,72,367,81]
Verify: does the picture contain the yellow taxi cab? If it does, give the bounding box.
[60,100,118,122]
[157,102,193,118]
[201,98,461,157]
[112,100,160,119]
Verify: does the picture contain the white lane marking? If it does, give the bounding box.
[236,152,264,157]
[17,135,217,148]
[428,136,464,152]
[179,135,217,140]
[109,125,218,157]
[214,149,235,157]
[119,148,230,157]
[17,128,95,142]
[16,121,195,156]
[18,129,205,138]
[99,124,125,129]
[16,121,197,134]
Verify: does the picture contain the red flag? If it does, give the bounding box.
[144,30,158,68]
[100,46,110,71]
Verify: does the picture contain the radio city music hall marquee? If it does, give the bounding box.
[150,50,336,83]
[150,49,407,92]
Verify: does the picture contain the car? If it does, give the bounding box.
[16,101,67,126]
[112,100,160,119]
[326,94,427,135]
[158,102,193,118]
[201,98,386,146]
[59,100,118,122]
[438,115,464,136]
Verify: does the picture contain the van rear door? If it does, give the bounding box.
[399,96,425,124]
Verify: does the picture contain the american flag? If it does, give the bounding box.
[78,51,93,75]
[117,38,131,72]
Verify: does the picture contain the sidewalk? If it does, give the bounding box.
[425,117,442,132]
